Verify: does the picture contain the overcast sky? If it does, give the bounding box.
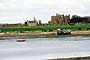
[0,0,90,24]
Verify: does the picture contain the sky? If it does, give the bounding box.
[0,0,90,24]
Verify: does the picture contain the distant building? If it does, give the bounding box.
[0,23,22,27]
[25,17,38,26]
[42,23,48,26]
[50,13,70,25]
[38,20,42,25]
[26,21,37,26]
[48,21,51,25]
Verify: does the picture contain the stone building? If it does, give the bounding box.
[25,17,38,26]
[50,13,70,25]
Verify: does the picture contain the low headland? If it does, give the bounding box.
[47,56,90,60]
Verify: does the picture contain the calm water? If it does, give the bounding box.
[0,35,90,60]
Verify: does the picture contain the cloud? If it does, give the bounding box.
[0,0,90,23]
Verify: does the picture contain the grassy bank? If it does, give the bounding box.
[0,24,90,32]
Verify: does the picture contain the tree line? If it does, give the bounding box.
[70,15,90,24]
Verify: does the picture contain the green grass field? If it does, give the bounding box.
[0,24,90,32]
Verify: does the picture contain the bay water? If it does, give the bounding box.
[0,35,90,60]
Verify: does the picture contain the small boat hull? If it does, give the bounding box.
[57,29,71,35]
[17,39,25,42]
[57,32,71,35]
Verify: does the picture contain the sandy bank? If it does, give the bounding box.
[0,32,57,37]
[0,31,90,37]
[71,30,90,35]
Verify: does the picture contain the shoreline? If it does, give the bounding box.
[47,56,90,60]
[71,30,90,35]
[0,31,90,37]
[0,32,57,37]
